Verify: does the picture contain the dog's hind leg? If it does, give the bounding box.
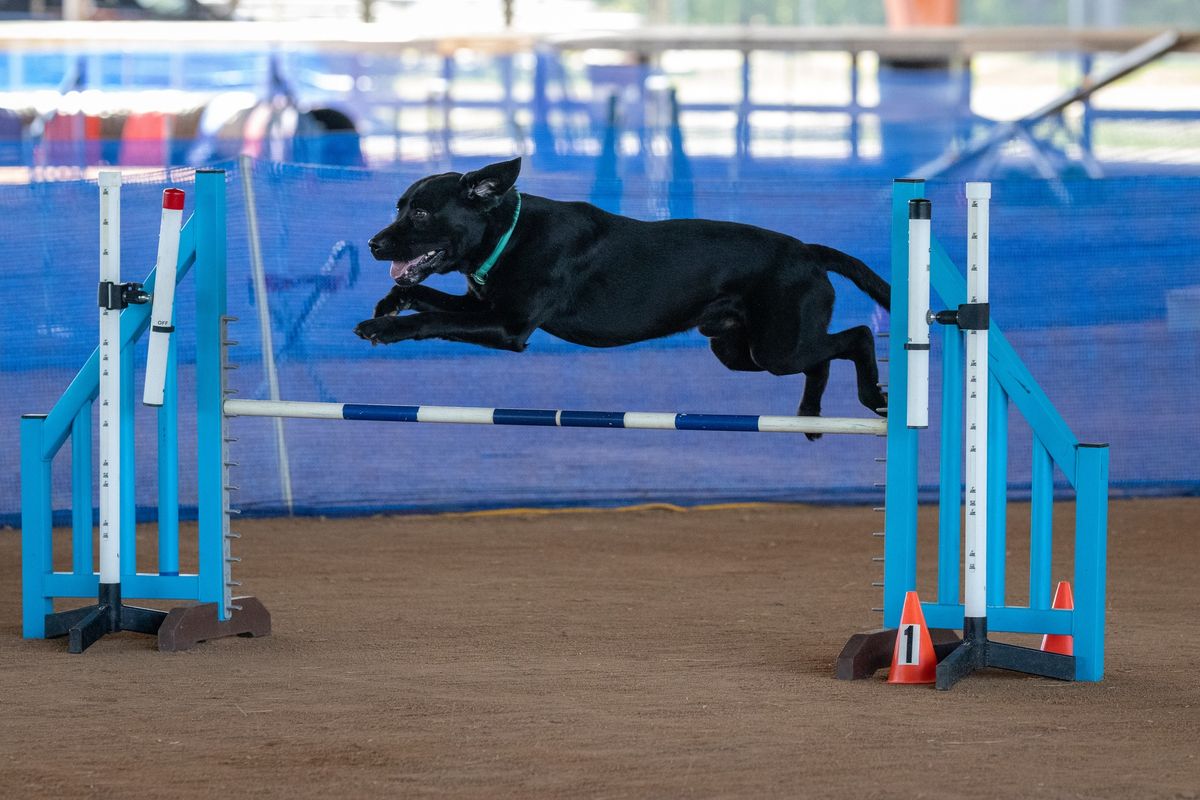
[751,323,885,417]
[831,325,887,416]
[797,362,830,441]
[708,328,764,372]
[744,278,886,417]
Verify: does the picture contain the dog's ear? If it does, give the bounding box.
[461,157,521,205]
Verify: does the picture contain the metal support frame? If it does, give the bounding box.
[837,178,1109,685]
[21,168,270,653]
[911,30,1183,182]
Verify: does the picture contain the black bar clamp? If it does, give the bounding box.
[930,302,989,331]
[98,281,150,310]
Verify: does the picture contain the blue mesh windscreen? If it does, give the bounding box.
[2,159,1197,523]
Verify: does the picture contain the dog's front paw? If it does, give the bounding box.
[373,292,412,318]
[355,317,405,345]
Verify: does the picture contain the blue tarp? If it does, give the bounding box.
[1,158,1197,523]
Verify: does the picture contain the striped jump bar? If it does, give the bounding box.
[224,399,887,436]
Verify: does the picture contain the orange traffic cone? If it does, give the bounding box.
[1040,581,1074,656]
[887,591,937,684]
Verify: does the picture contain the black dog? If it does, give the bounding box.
[355,158,889,431]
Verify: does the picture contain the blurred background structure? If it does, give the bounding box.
[0,0,1197,178]
[1,1,1198,520]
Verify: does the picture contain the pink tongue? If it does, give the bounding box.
[390,260,410,281]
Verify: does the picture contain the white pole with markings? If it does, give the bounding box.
[963,182,991,621]
[98,171,122,586]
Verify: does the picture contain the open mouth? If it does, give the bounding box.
[390,249,446,284]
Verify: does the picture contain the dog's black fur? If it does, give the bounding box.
[355,158,890,434]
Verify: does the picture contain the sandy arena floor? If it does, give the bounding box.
[2,498,1198,799]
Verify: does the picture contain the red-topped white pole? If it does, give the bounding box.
[143,189,185,407]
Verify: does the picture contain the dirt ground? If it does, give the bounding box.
[2,498,1198,799]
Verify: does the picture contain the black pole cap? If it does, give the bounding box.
[909,198,931,220]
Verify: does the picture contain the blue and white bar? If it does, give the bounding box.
[224,399,887,436]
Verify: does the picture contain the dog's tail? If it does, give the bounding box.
[811,244,891,309]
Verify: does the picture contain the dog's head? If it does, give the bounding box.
[368,157,522,286]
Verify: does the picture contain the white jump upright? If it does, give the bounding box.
[38,171,171,653]
[963,182,990,627]
[98,171,122,591]
[926,181,1076,690]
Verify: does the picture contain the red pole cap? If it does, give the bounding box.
[162,188,185,211]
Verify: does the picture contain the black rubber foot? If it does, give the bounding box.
[157,596,271,652]
[935,617,1075,690]
[838,618,1076,688]
[44,583,168,653]
[835,626,960,680]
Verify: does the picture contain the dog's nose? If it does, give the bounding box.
[368,235,384,256]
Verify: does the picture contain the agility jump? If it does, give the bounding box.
[20,169,1108,688]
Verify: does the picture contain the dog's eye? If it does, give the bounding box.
[411,209,429,220]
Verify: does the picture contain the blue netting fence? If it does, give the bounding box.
[1,158,1197,523]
